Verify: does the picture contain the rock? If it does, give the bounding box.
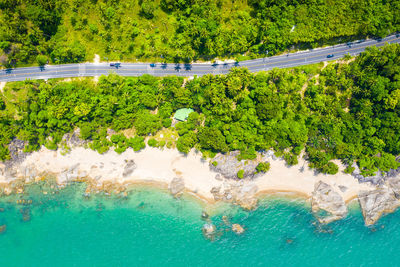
[209,151,259,179]
[169,177,185,197]
[387,177,400,198]
[222,216,230,225]
[0,208,4,212]
[311,181,347,224]
[232,224,245,234]
[210,182,259,210]
[20,207,31,222]
[202,223,216,238]
[286,239,294,244]
[201,211,209,219]
[215,174,223,181]
[338,185,348,193]
[0,224,6,234]
[351,162,361,175]
[122,160,136,177]
[358,187,400,226]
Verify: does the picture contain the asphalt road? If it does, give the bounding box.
[1,34,399,82]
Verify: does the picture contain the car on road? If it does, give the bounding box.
[346,42,352,47]
[150,63,156,68]
[327,54,334,58]
[110,63,121,68]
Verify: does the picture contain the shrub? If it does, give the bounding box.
[256,162,270,173]
[322,162,339,175]
[162,118,172,128]
[284,153,298,166]
[344,166,355,174]
[237,169,244,179]
[127,136,146,151]
[148,138,158,147]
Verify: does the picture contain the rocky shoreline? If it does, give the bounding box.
[1,136,400,227]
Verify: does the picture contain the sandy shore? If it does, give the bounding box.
[0,146,374,203]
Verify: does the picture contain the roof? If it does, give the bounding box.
[174,108,194,121]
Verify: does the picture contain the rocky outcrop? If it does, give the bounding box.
[62,128,88,147]
[358,177,400,225]
[122,159,136,177]
[0,224,6,234]
[210,151,259,179]
[7,139,28,167]
[311,181,347,224]
[169,177,185,197]
[232,224,245,234]
[201,211,209,220]
[211,182,258,210]
[202,223,216,240]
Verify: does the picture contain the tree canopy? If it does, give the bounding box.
[1,44,400,176]
[0,0,399,66]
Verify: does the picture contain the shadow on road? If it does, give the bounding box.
[174,64,181,72]
[184,63,192,71]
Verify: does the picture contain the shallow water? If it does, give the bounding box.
[0,183,399,266]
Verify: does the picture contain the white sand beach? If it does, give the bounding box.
[2,146,374,203]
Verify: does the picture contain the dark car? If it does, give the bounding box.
[376,37,383,42]
[150,63,156,68]
[346,42,352,47]
[327,54,334,58]
[110,63,121,68]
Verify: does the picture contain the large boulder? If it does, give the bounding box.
[232,224,245,234]
[358,186,400,226]
[202,223,216,240]
[311,181,347,224]
[210,182,258,210]
[169,177,185,197]
[210,151,259,179]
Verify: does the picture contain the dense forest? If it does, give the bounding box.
[0,44,399,176]
[0,0,399,66]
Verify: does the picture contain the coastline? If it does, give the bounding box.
[0,146,373,204]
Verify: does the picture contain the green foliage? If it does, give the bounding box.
[1,44,400,177]
[162,118,172,128]
[198,127,228,153]
[177,132,197,154]
[148,138,158,147]
[284,153,298,166]
[134,110,162,136]
[0,99,5,110]
[344,166,355,174]
[2,1,399,66]
[128,136,146,151]
[237,169,244,179]
[256,162,270,173]
[322,162,339,175]
[36,55,47,66]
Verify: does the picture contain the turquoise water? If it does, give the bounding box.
[0,183,399,267]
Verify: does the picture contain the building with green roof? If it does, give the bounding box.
[174,108,194,121]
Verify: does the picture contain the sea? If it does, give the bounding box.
[0,181,399,267]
